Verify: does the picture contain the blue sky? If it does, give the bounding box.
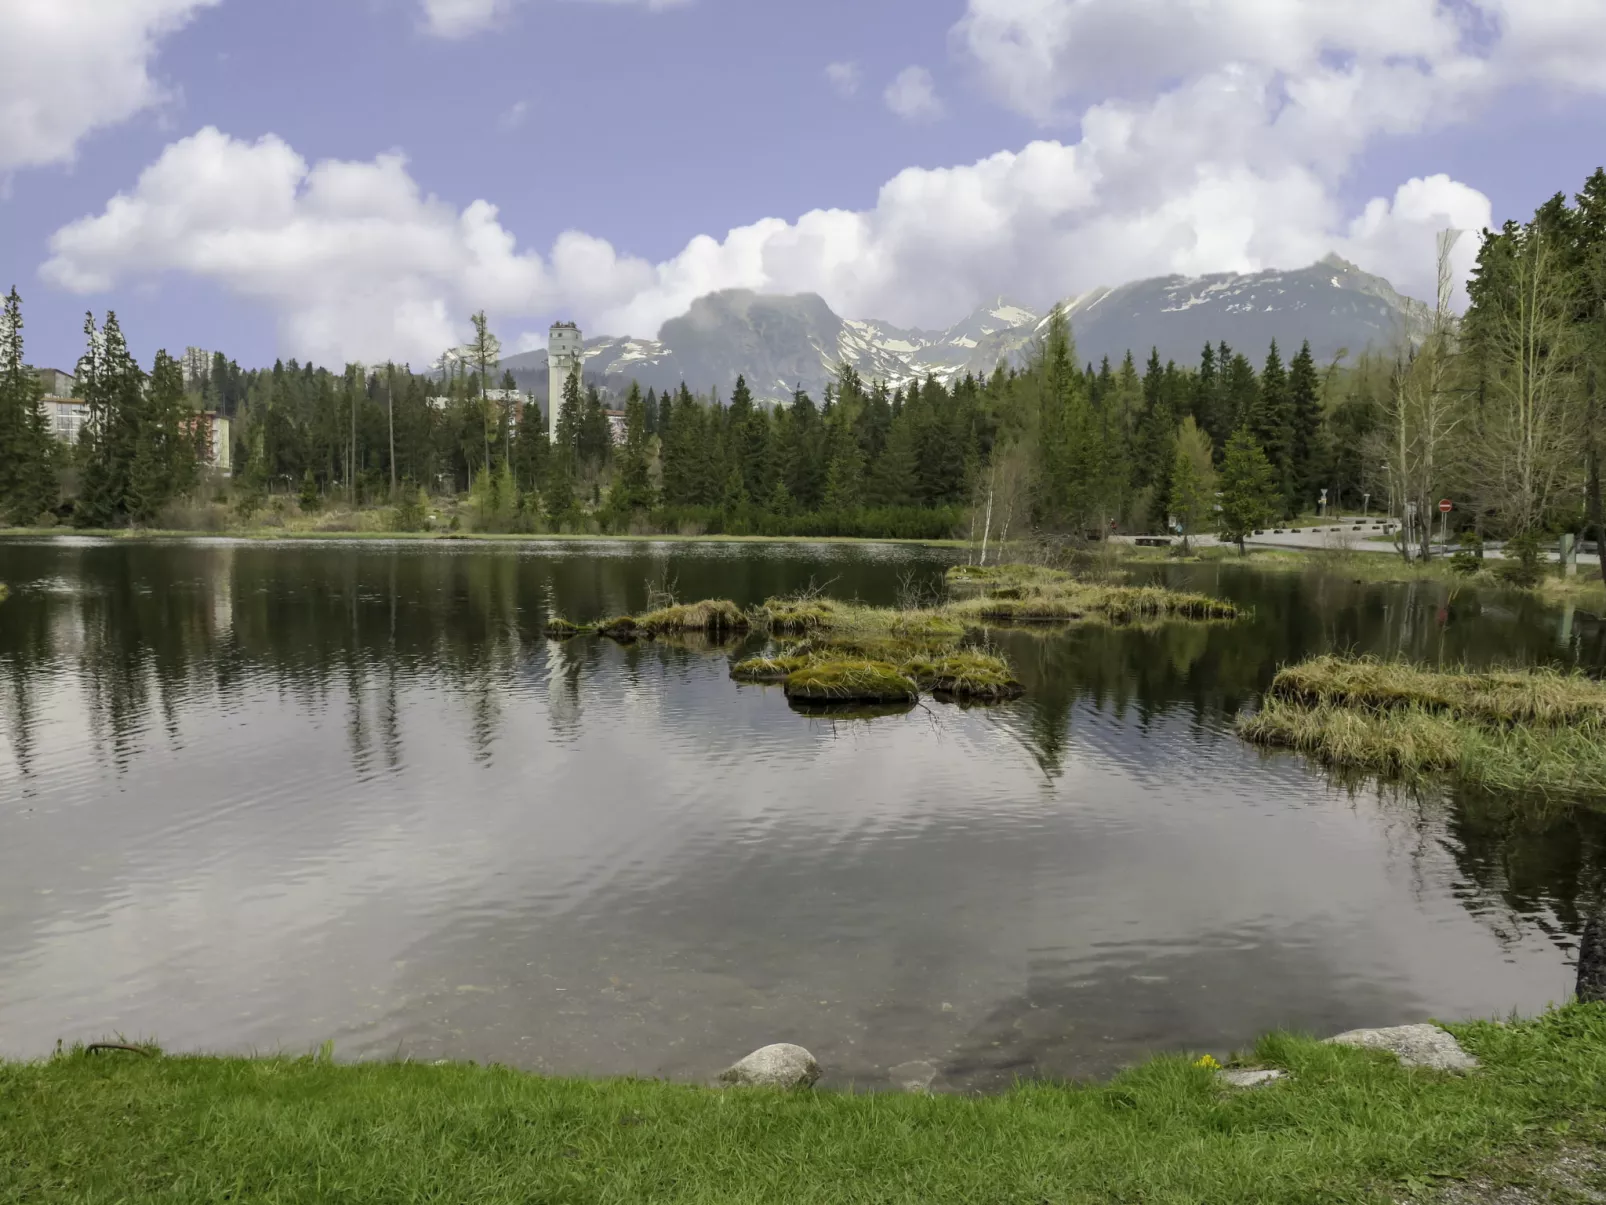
[4,0,1606,372]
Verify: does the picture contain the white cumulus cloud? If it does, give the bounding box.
[0,0,219,172]
[884,66,944,121]
[40,0,1600,364]
[420,0,688,39]
[825,61,862,98]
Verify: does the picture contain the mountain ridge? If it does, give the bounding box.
[490,256,1428,404]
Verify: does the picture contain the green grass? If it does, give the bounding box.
[1241,656,1606,800]
[7,1007,1606,1203]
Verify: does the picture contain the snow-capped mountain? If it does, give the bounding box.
[494,255,1427,405]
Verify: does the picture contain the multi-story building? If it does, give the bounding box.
[34,367,75,396]
[180,411,233,471]
[38,397,90,443]
[547,321,583,442]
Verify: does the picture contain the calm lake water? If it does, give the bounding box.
[2,537,1604,1091]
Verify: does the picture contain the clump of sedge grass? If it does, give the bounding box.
[1242,655,1606,800]
[543,616,590,639]
[634,599,749,636]
[1267,653,1606,728]
[945,583,1237,624]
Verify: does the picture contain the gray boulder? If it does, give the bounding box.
[717,1043,821,1089]
[1217,1068,1286,1088]
[1324,1023,1478,1071]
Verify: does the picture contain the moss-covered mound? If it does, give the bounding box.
[903,652,1025,701]
[543,617,589,639]
[782,660,918,704]
[637,599,749,636]
[595,616,642,640]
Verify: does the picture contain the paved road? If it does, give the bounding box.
[1120,517,1593,565]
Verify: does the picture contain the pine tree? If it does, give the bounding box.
[75,312,145,527]
[606,382,653,513]
[0,287,55,523]
[1221,347,1259,436]
[1250,340,1293,507]
[128,349,193,523]
[1132,347,1177,526]
[555,368,583,455]
[578,385,611,469]
[513,388,550,495]
[300,467,322,512]
[768,478,794,516]
[1217,427,1279,552]
[822,431,866,512]
[1287,340,1323,510]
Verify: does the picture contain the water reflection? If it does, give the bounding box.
[0,537,1601,1089]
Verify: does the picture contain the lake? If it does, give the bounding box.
[1,537,1603,1092]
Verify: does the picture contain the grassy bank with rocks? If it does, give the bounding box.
[1239,655,1606,800]
[6,1006,1606,1203]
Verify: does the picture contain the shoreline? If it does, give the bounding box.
[4,1006,1605,1203]
[0,526,970,549]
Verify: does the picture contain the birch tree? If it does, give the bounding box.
[1463,221,1585,536]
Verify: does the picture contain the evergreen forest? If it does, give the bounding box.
[1,167,1603,559]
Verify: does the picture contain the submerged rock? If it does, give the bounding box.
[1324,1023,1478,1072]
[888,1059,939,1093]
[1578,914,1606,1004]
[717,1043,821,1089]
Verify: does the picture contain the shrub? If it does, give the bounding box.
[391,487,429,533]
[1494,530,1545,588]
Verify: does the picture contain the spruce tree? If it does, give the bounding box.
[1287,340,1323,511]
[1217,427,1279,552]
[555,369,583,455]
[128,349,192,523]
[0,287,55,523]
[607,382,653,513]
[1250,341,1293,508]
[514,388,550,495]
[76,312,145,527]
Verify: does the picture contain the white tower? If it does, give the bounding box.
[547,321,583,441]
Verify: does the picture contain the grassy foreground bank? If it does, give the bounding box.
[1240,655,1606,799]
[6,1008,1606,1203]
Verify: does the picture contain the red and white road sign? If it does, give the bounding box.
[1438,499,1453,513]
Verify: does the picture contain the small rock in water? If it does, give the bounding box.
[1577,913,1606,1004]
[1216,1068,1286,1088]
[717,1043,821,1089]
[1324,1023,1478,1072]
[888,1059,939,1093]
